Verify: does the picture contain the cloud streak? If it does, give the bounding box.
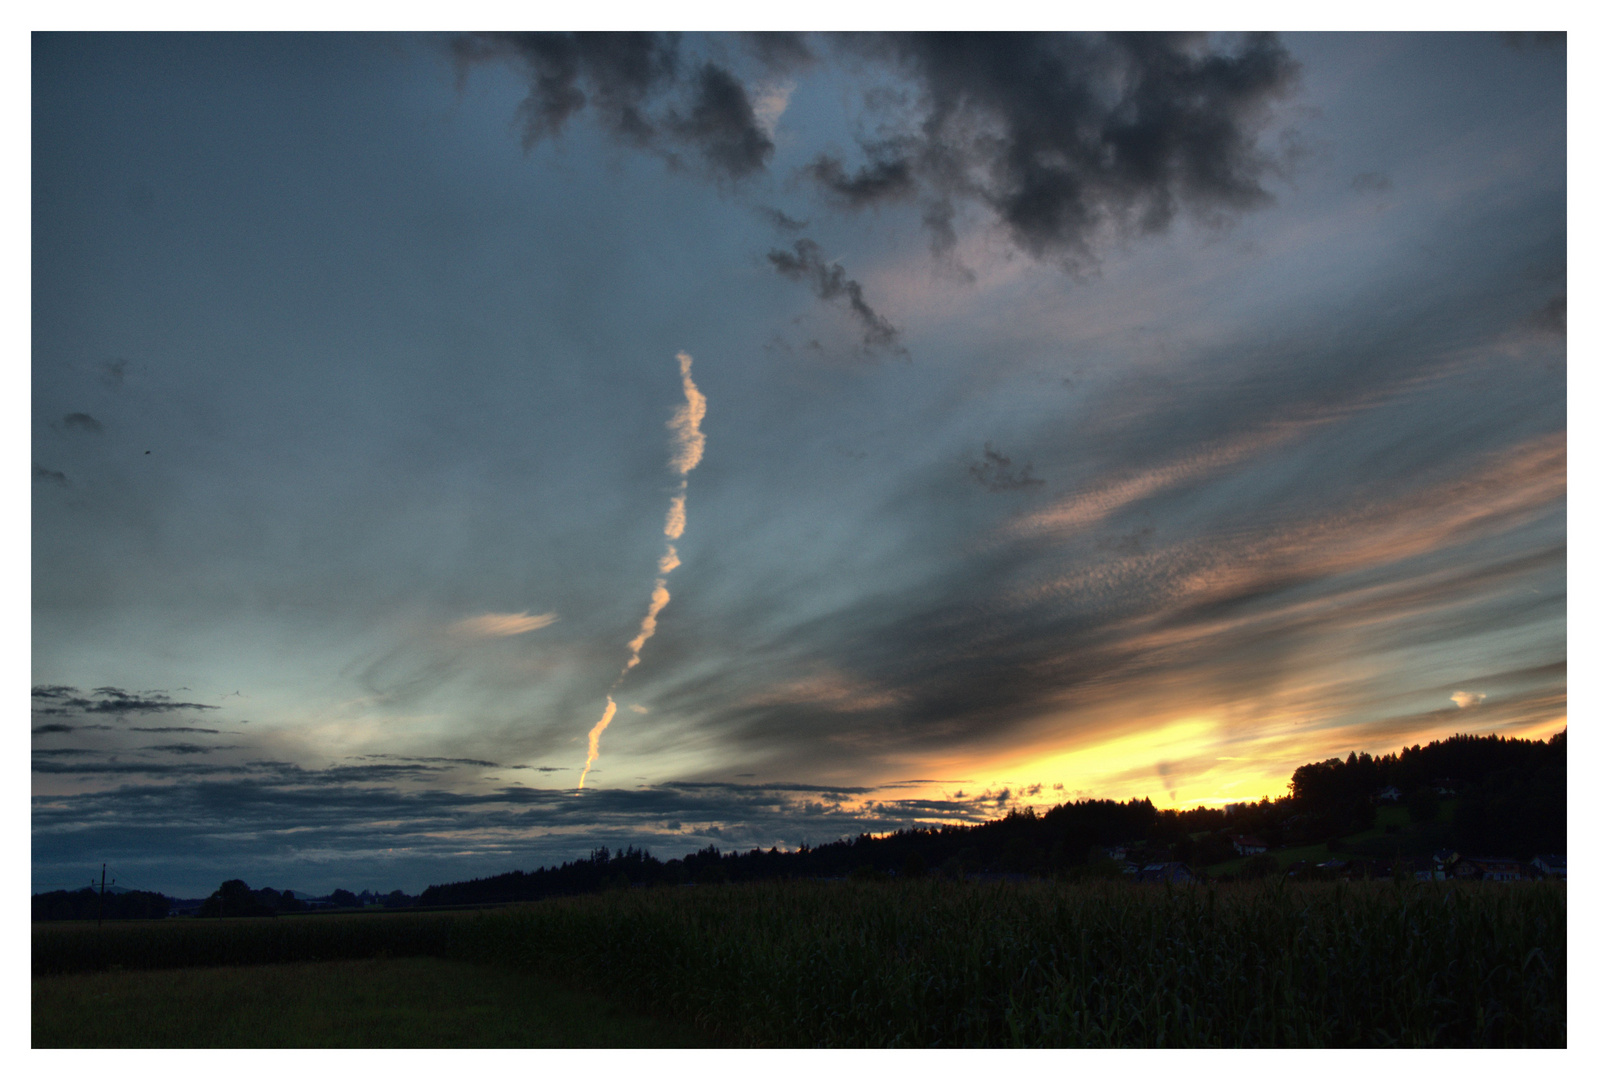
[449,611,559,638]
[31,686,220,717]
[768,239,901,353]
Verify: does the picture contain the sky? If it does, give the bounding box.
[30,31,1567,897]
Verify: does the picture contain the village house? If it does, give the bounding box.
[1531,855,1565,879]
[1389,857,1438,881]
[1232,835,1268,856]
[1452,857,1524,882]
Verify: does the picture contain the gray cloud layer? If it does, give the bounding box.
[32,761,1018,895]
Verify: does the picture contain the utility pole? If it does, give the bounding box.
[97,863,106,928]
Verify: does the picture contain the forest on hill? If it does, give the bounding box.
[416,729,1565,906]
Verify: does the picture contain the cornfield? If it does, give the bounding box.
[34,878,1564,1046]
[448,878,1564,1047]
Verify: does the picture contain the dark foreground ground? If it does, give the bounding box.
[33,878,1565,1048]
[33,956,714,1047]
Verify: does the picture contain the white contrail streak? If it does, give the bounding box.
[578,352,706,790]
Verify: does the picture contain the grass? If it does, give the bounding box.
[33,956,716,1047]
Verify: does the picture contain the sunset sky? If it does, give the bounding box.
[31,31,1566,897]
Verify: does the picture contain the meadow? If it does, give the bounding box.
[34,878,1565,1048]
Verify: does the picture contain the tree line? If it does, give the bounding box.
[417,729,1565,904]
[32,729,1565,917]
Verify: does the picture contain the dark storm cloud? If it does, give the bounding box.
[819,32,1302,266]
[33,465,68,486]
[32,724,76,736]
[969,443,1044,492]
[98,359,127,388]
[454,32,678,146]
[768,239,901,352]
[63,412,102,432]
[31,686,220,717]
[145,743,231,754]
[454,33,772,181]
[668,62,774,178]
[462,32,1298,269]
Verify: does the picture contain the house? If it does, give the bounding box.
[1531,855,1565,879]
[1136,862,1198,884]
[1232,835,1268,856]
[1452,857,1523,882]
[1392,858,1442,882]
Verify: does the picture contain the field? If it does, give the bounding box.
[34,877,1565,1048]
[33,957,708,1047]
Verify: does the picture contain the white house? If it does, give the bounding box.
[1531,855,1565,879]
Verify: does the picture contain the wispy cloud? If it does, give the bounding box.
[768,238,901,353]
[970,443,1044,492]
[448,611,559,638]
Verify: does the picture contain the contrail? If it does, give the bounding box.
[578,352,705,789]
